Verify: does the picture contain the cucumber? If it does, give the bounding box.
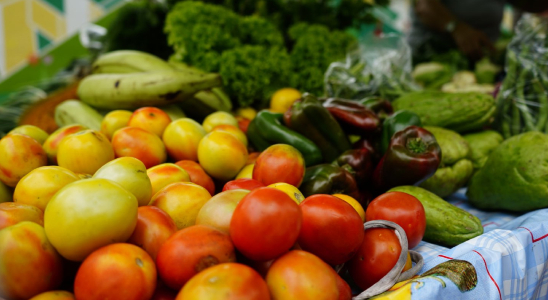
[388,186,483,247]
[54,100,103,131]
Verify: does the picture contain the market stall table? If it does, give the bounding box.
[394,189,548,300]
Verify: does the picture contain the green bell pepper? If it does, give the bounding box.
[247,110,323,167]
[287,93,351,162]
[381,110,422,154]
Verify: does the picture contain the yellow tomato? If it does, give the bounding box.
[44,178,138,261]
[57,130,114,175]
[111,126,167,169]
[100,110,133,140]
[403,252,412,272]
[0,222,63,300]
[268,182,305,204]
[43,125,87,165]
[128,107,172,137]
[236,164,254,179]
[197,131,248,181]
[14,166,79,211]
[149,182,212,230]
[235,107,257,120]
[93,157,153,206]
[29,290,75,300]
[0,134,48,187]
[195,189,250,234]
[8,125,49,145]
[0,202,44,230]
[202,111,238,133]
[332,193,366,222]
[163,118,206,162]
[147,163,191,197]
[211,124,248,147]
[270,88,301,113]
[76,173,92,180]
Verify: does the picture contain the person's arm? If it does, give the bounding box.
[414,0,495,59]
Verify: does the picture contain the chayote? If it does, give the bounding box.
[419,126,474,198]
[463,130,504,172]
[467,131,548,212]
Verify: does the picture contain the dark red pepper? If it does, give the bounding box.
[353,138,382,164]
[299,164,361,201]
[372,126,441,192]
[336,148,374,187]
[283,103,295,127]
[359,97,394,119]
[322,98,380,136]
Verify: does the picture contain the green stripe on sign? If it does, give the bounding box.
[43,0,64,13]
[37,31,52,51]
[93,0,125,10]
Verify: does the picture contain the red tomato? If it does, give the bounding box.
[175,160,216,195]
[156,225,236,290]
[127,206,178,261]
[230,187,302,261]
[336,274,352,300]
[222,178,265,192]
[347,228,401,291]
[365,191,426,249]
[237,117,251,134]
[252,144,305,187]
[298,195,364,266]
[74,243,156,300]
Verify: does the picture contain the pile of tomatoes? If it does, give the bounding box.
[0,107,427,300]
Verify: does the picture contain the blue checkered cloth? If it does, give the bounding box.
[411,189,548,300]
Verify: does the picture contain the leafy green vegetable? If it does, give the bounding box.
[167,0,387,32]
[220,46,293,108]
[165,1,357,108]
[239,16,285,48]
[288,23,356,96]
[165,1,241,72]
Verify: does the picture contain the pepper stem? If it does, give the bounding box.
[407,137,427,154]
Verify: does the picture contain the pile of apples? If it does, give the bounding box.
[0,106,414,300]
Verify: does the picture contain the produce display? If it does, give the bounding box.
[1,2,548,299]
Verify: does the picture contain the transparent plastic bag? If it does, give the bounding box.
[324,34,420,101]
[496,14,548,138]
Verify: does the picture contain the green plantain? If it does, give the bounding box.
[77,71,222,110]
